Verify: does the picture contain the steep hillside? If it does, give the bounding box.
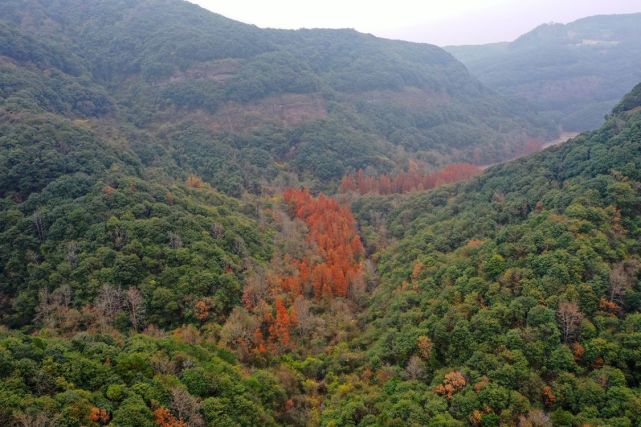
[0,0,554,193]
[447,13,641,132]
[0,12,273,331]
[2,79,638,426]
[327,83,641,425]
[2,1,641,425]
[0,0,540,329]
[0,0,561,339]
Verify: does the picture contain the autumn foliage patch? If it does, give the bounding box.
[238,188,365,354]
[154,407,187,427]
[339,163,480,195]
[282,188,365,299]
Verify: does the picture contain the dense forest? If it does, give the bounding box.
[0,0,557,194]
[447,13,641,132]
[1,0,641,426]
[332,83,641,426]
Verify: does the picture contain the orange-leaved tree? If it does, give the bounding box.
[339,163,480,195]
[154,407,187,427]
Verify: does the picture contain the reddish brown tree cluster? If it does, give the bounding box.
[339,163,480,195]
[89,407,110,424]
[270,298,292,347]
[236,189,365,355]
[185,174,206,189]
[237,295,297,355]
[154,407,187,427]
[542,385,557,407]
[194,299,209,322]
[283,188,365,299]
[434,371,467,400]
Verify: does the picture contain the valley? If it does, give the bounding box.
[0,1,641,426]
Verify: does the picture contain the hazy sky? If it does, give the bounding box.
[190,0,641,45]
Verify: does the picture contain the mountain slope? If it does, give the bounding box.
[326,83,641,426]
[3,1,641,425]
[0,0,561,329]
[0,0,555,192]
[447,13,641,132]
[2,81,640,426]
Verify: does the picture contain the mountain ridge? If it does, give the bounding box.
[0,0,555,193]
[446,12,641,132]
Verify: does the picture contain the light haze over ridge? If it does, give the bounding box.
[190,0,641,45]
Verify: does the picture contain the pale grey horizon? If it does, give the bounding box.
[189,0,641,46]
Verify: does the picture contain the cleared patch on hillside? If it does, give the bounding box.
[161,59,242,85]
[201,93,327,132]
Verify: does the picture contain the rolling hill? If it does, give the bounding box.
[0,0,555,196]
[1,0,641,425]
[447,13,641,132]
[334,82,641,426]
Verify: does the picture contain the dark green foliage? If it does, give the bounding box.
[0,331,277,426]
[613,82,641,114]
[0,0,556,189]
[1,0,641,425]
[0,114,134,199]
[0,22,112,117]
[0,173,271,329]
[329,100,641,425]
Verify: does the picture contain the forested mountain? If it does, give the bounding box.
[336,84,641,425]
[446,13,641,132]
[1,0,641,425]
[0,0,559,337]
[0,0,555,196]
[2,80,639,426]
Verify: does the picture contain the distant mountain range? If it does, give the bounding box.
[447,13,641,131]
